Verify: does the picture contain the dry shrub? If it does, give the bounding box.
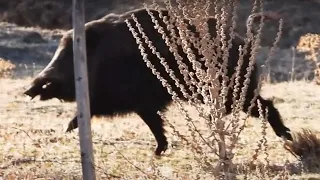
[0,58,15,78]
[126,0,285,178]
[284,128,320,173]
[296,33,320,84]
[297,33,320,62]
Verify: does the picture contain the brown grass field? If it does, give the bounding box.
[1,75,320,179]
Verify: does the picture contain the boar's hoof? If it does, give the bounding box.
[281,130,293,142]
[274,126,293,141]
[155,141,168,156]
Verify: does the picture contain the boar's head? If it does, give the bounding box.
[24,34,77,102]
[23,15,117,102]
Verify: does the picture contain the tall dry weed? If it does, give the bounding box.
[126,0,284,178]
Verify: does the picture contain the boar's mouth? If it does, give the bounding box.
[24,77,75,102]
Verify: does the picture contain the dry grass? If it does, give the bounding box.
[0,78,320,179]
[284,129,320,173]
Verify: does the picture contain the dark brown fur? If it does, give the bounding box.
[23,8,292,156]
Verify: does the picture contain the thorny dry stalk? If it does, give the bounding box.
[126,0,284,178]
[249,100,271,179]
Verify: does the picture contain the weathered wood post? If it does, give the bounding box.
[72,0,96,179]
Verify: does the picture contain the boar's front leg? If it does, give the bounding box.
[65,98,94,132]
[66,74,97,132]
[65,106,95,132]
[66,115,80,132]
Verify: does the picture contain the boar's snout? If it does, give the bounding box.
[23,77,53,100]
[24,83,42,100]
[23,75,74,101]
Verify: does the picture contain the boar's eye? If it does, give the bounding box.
[42,82,52,89]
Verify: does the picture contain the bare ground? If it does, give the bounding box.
[1,77,320,179]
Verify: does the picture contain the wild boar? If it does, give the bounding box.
[23,7,292,156]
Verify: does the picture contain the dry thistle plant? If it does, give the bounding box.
[245,100,272,179]
[0,58,15,78]
[125,0,284,178]
[284,128,320,173]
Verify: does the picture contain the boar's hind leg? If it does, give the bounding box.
[136,109,168,156]
[242,95,293,141]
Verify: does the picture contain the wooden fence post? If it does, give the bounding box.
[72,0,96,179]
